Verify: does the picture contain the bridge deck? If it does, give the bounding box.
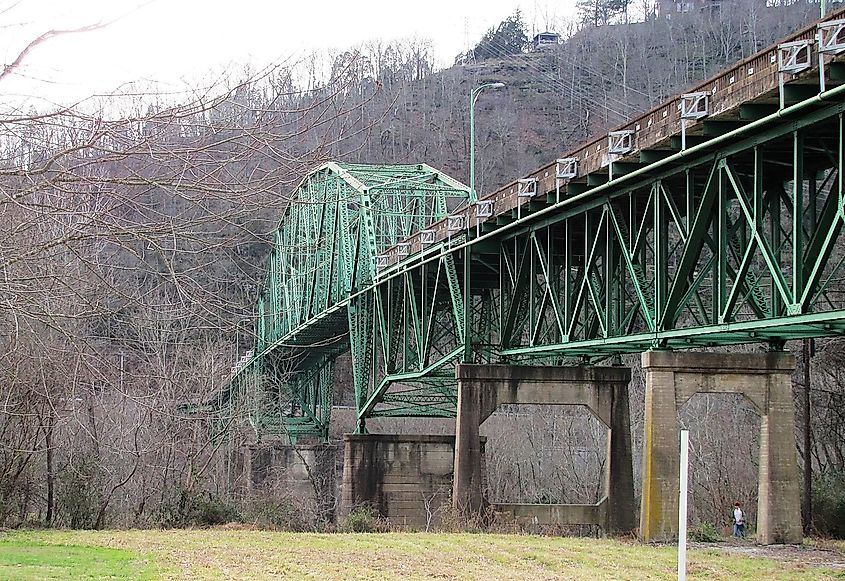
[376,7,845,270]
[205,10,845,438]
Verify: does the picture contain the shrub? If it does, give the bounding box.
[437,505,492,534]
[340,505,377,533]
[688,522,722,542]
[248,498,311,531]
[813,471,845,538]
[158,487,242,527]
[55,455,103,529]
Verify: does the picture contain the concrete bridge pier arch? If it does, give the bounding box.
[453,364,637,535]
[639,350,802,544]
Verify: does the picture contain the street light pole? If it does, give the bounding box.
[464,82,504,362]
[469,82,505,203]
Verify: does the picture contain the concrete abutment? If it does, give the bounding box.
[453,364,637,535]
[247,442,338,522]
[265,352,802,542]
[639,351,802,544]
[340,434,484,528]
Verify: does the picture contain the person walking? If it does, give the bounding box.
[733,502,746,538]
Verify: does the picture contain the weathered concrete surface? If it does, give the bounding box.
[341,434,482,528]
[494,499,607,526]
[247,442,337,519]
[608,379,636,534]
[640,351,801,544]
[454,364,636,535]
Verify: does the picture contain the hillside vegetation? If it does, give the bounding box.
[0,0,842,535]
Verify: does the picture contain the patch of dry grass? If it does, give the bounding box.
[4,529,844,580]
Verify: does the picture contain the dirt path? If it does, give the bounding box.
[691,540,845,569]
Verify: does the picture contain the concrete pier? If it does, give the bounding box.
[341,434,483,528]
[639,351,801,544]
[247,442,337,520]
[453,364,636,535]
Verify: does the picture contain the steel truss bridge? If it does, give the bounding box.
[205,11,845,441]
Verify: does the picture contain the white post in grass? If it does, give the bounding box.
[678,429,690,581]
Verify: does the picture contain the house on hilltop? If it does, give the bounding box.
[531,31,561,51]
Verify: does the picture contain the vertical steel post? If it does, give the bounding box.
[463,246,472,361]
[717,163,727,322]
[654,183,667,327]
[678,429,690,581]
[469,91,475,204]
[793,131,805,307]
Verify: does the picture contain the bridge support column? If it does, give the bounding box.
[248,442,337,522]
[341,434,482,529]
[640,351,801,544]
[453,364,636,534]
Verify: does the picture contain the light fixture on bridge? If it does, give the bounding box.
[555,158,578,202]
[470,82,506,204]
[778,40,813,74]
[475,200,494,218]
[475,200,495,236]
[376,254,389,269]
[556,158,578,180]
[778,39,814,108]
[606,130,636,181]
[515,178,539,219]
[397,242,411,257]
[447,215,466,231]
[679,93,709,151]
[607,130,635,156]
[680,93,708,120]
[818,19,845,54]
[517,178,538,197]
[420,229,436,245]
[818,20,845,92]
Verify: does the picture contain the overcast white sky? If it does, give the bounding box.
[0,0,576,108]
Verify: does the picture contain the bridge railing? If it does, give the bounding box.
[375,7,845,273]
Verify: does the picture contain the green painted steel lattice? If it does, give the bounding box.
[209,162,471,441]
[206,75,845,443]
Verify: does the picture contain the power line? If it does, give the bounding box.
[471,35,633,123]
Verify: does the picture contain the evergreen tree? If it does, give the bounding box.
[473,10,529,61]
[577,0,629,27]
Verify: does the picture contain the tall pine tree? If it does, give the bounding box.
[473,10,529,61]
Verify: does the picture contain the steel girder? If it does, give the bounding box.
[208,81,845,439]
[490,102,845,361]
[355,250,470,430]
[211,162,471,441]
[357,90,845,427]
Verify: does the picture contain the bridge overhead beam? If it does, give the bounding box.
[640,350,801,544]
[453,364,636,535]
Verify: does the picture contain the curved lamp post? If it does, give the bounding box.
[469,82,505,203]
[464,82,505,361]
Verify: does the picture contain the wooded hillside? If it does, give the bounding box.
[0,0,841,534]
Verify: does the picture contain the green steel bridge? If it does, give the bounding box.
[205,11,845,441]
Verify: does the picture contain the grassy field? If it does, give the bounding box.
[1,529,843,580]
